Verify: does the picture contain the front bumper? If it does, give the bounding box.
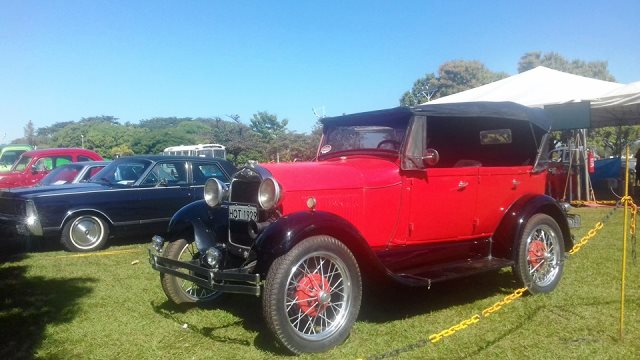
[148,249,261,296]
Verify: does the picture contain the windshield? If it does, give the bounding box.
[319,124,407,159]
[91,159,152,186]
[39,164,83,186]
[11,156,32,172]
[0,150,26,165]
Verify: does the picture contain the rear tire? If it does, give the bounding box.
[160,238,222,305]
[262,235,362,354]
[61,214,110,252]
[514,214,565,294]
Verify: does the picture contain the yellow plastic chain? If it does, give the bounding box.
[428,314,481,343]
[569,221,605,255]
[621,196,637,235]
[481,288,527,317]
[427,287,526,343]
[570,200,618,206]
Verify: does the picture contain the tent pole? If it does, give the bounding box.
[574,133,582,201]
[583,129,591,201]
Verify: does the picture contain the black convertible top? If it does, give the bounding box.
[320,101,551,131]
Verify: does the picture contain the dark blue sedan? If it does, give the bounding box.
[0,155,236,252]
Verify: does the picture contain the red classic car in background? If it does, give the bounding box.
[0,148,103,189]
[149,102,572,354]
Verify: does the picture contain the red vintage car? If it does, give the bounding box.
[149,102,572,354]
[0,148,103,189]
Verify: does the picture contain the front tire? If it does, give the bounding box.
[160,238,221,305]
[61,214,110,252]
[514,214,565,294]
[262,235,362,354]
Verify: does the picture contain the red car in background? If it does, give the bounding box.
[0,148,103,189]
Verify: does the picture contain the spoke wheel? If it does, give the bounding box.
[514,214,565,294]
[160,238,221,305]
[61,214,109,252]
[263,235,361,354]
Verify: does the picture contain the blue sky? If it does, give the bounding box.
[1,0,638,143]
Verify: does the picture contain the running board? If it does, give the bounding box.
[396,257,514,286]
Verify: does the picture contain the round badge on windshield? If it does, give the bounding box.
[320,145,332,154]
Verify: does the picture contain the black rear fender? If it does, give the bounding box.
[492,194,571,260]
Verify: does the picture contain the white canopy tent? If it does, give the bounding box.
[427,66,622,107]
[591,81,640,127]
[426,66,637,129]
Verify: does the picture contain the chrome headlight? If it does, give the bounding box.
[25,200,43,236]
[204,178,228,208]
[258,177,282,210]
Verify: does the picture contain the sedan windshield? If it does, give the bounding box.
[91,160,151,186]
[39,164,83,186]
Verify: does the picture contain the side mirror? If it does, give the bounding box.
[423,148,440,167]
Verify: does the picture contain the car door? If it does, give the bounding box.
[402,115,479,244]
[134,160,192,226]
[405,167,478,243]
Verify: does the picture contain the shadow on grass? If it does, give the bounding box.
[359,269,519,323]
[150,295,287,355]
[0,264,96,360]
[147,270,521,356]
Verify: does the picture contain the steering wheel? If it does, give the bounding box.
[377,139,401,150]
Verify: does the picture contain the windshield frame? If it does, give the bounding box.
[317,121,410,161]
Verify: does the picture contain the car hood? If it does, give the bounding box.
[260,156,401,192]
[0,171,24,186]
[0,182,110,199]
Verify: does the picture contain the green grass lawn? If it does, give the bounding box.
[1,207,639,359]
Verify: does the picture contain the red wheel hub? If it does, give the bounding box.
[528,240,546,267]
[295,273,331,317]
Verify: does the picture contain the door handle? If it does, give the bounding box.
[512,179,520,188]
[458,180,469,189]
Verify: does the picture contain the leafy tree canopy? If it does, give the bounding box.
[517,51,615,81]
[400,60,507,106]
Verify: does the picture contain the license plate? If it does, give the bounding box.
[229,205,258,222]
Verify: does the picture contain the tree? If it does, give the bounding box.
[517,51,615,81]
[400,60,507,106]
[437,60,508,97]
[588,126,640,157]
[399,73,439,106]
[249,111,289,162]
[23,120,36,146]
[249,112,288,141]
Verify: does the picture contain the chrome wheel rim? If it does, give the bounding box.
[69,216,104,249]
[526,224,561,287]
[178,242,220,301]
[284,251,351,341]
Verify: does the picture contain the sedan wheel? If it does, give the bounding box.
[263,235,362,354]
[61,214,110,252]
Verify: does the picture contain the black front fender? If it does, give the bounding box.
[253,211,387,277]
[167,200,228,251]
[492,194,571,260]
